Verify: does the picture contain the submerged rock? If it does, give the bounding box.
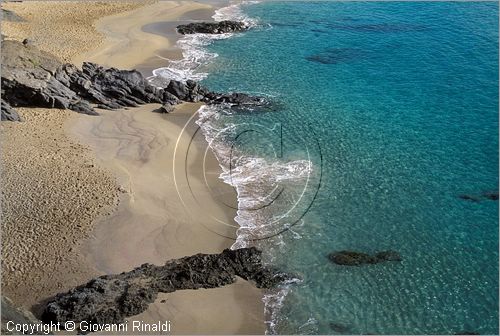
[374,250,402,262]
[482,191,498,201]
[458,191,498,202]
[328,250,402,266]
[177,21,247,35]
[42,248,291,333]
[329,322,350,333]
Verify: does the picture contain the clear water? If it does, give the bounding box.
[161,1,499,334]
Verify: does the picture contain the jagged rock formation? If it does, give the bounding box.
[1,40,268,122]
[42,248,291,333]
[177,21,247,35]
[328,250,402,266]
[1,99,21,121]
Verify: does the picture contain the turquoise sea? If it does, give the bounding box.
[157,1,499,334]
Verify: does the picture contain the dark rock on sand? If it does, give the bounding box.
[1,40,168,117]
[1,40,96,116]
[328,250,402,266]
[177,21,247,35]
[1,40,269,122]
[1,8,25,22]
[22,38,34,46]
[1,99,21,121]
[42,247,291,333]
[159,103,175,113]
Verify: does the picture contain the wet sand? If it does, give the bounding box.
[1,1,265,333]
[69,1,266,334]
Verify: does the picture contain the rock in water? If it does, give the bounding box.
[328,250,402,266]
[374,250,402,262]
[42,248,291,333]
[458,191,499,202]
[328,251,378,266]
[482,191,498,200]
[177,21,248,35]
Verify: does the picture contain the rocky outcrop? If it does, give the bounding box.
[1,40,96,115]
[1,40,268,121]
[1,9,25,22]
[177,21,247,35]
[42,248,290,333]
[1,99,21,121]
[328,250,402,266]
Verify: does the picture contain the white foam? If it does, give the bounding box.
[147,1,261,85]
[212,1,260,28]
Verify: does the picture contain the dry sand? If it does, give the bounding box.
[71,103,264,334]
[1,1,266,333]
[1,1,156,64]
[73,1,214,70]
[1,1,157,309]
[0,108,118,307]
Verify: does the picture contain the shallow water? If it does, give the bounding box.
[156,1,499,334]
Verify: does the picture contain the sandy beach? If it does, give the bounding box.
[1,1,265,333]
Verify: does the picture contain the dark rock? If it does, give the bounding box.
[329,322,350,333]
[374,250,402,262]
[177,21,247,35]
[42,248,291,333]
[459,191,498,202]
[328,251,378,266]
[159,103,175,113]
[165,80,190,101]
[1,99,21,121]
[458,194,480,202]
[455,332,480,335]
[203,92,268,107]
[328,250,402,266]
[1,41,169,117]
[22,38,34,46]
[1,40,269,121]
[306,47,366,65]
[163,91,180,105]
[482,191,498,201]
[1,9,25,22]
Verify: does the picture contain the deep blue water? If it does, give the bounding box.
[196,2,499,334]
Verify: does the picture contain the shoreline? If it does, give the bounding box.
[2,1,266,333]
[70,2,266,332]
